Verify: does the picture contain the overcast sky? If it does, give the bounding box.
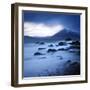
[23,11,80,37]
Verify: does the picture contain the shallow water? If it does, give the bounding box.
[23,41,80,77]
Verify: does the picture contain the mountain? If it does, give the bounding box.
[24,29,80,43]
[52,29,80,40]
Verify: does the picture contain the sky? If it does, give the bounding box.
[23,11,80,37]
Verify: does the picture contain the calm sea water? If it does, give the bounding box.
[23,41,80,77]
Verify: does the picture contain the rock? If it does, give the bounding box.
[38,48,46,50]
[47,49,57,53]
[68,45,80,49]
[56,44,59,47]
[48,44,53,47]
[58,48,68,51]
[34,52,45,56]
[39,42,45,45]
[70,41,80,46]
[66,60,71,63]
[64,61,80,75]
[35,42,45,45]
[58,42,66,46]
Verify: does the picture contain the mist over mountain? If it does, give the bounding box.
[24,28,80,43]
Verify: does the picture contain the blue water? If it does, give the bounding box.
[23,41,80,77]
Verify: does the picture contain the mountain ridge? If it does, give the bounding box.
[24,29,80,43]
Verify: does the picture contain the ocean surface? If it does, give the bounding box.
[23,41,80,77]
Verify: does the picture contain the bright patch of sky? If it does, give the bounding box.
[24,22,64,37]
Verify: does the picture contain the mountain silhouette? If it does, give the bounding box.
[24,29,80,43]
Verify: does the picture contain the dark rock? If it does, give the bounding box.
[69,51,80,53]
[34,52,45,56]
[48,44,53,47]
[35,42,45,45]
[47,49,57,53]
[58,48,68,51]
[68,45,80,49]
[56,44,59,47]
[58,48,64,51]
[66,60,71,63]
[39,42,45,45]
[70,41,80,46]
[38,48,46,50]
[58,42,66,46]
[64,62,80,75]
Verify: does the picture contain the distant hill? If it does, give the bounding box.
[24,29,80,43]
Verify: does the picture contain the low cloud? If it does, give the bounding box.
[24,22,64,37]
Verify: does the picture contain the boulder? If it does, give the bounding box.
[47,49,57,53]
[48,44,53,47]
[70,41,80,46]
[34,52,45,56]
[58,42,66,46]
[38,48,46,50]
